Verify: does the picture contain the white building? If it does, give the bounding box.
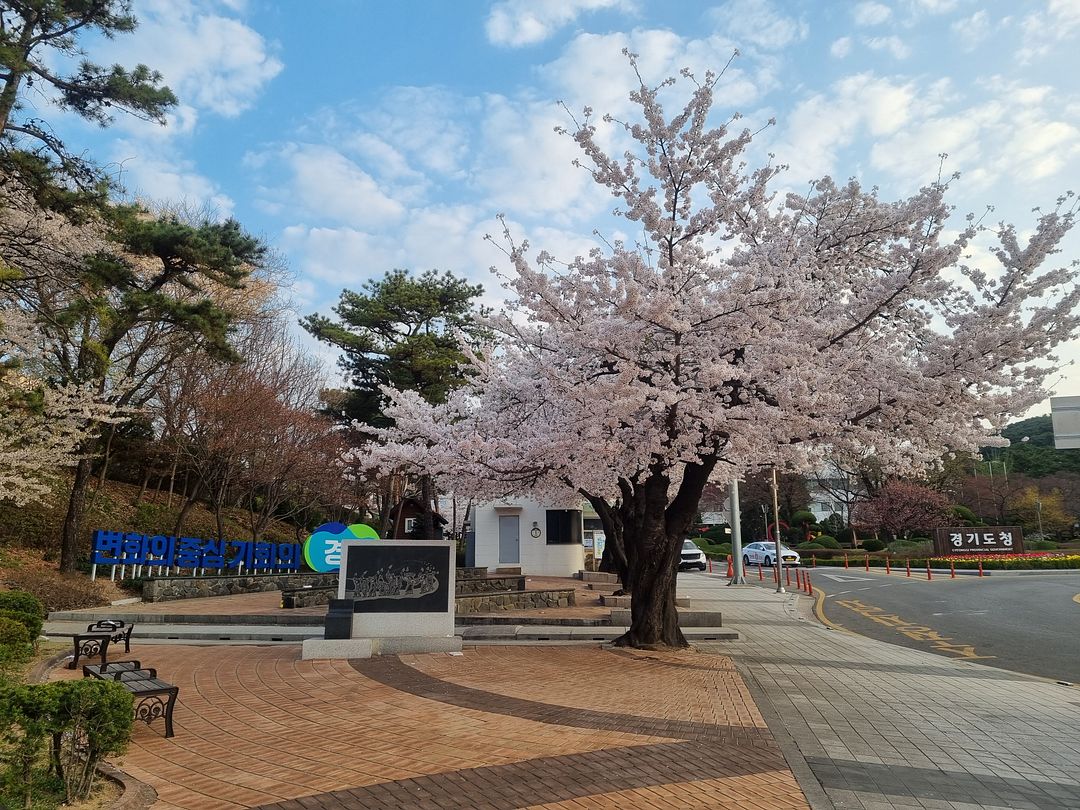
[469,497,585,576]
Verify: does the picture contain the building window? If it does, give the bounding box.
[404,517,416,534]
[546,509,582,545]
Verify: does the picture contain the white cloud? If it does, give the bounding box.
[865,35,911,58]
[1018,0,1080,63]
[100,0,282,119]
[830,36,853,58]
[709,0,808,50]
[485,0,633,47]
[771,73,919,182]
[853,2,892,27]
[951,10,991,51]
[279,145,407,228]
[111,139,234,216]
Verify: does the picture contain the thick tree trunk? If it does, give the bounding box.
[583,492,629,590]
[613,525,685,648]
[613,458,717,648]
[59,456,95,572]
[420,474,436,539]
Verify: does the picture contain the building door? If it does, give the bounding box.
[498,515,520,564]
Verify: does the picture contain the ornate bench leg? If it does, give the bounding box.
[69,636,110,670]
[134,689,179,738]
[165,688,178,738]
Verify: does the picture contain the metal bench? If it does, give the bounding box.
[87,620,135,653]
[82,661,156,681]
[81,667,179,738]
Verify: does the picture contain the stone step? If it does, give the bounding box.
[580,571,619,583]
[586,583,618,592]
[48,610,321,626]
[608,608,723,628]
[494,566,522,575]
[465,625,739,642]
[600,594,631,608]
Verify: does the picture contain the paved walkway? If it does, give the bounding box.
[47,572,1080,809]
[684,574,1080,810]
[51,643,809,809]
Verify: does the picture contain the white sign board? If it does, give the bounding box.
[1051,396,1080,449]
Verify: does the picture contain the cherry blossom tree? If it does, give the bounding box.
[379,55,1080,648]
[0,308,119,505]
[852,480,952,541]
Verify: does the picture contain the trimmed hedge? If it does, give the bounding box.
[0,591,44,618]
[0,610,41,641]
[0,617,29,649]
[812,535,841,549]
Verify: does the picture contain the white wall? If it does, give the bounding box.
[473,497,584,577]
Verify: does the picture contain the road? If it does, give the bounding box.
[766,568,1080,683]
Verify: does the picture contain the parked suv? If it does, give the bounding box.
[680,539,708,571]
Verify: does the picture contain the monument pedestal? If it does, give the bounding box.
[302,539,459,661]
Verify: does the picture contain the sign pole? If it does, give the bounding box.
[771,467,785,594]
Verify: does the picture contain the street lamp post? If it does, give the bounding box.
[1037,497,1044,538]
[728,479,747,585]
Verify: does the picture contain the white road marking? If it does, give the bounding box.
[819,573,874,583]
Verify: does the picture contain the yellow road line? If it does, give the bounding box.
[810,583,849,632]
[1073,593,1080,606]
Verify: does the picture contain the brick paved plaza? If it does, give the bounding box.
[46,574,1080,809]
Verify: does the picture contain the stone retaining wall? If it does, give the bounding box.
[143,572,337,602]
[456,567,488,579]
[456,575,526,595]
[455,589,576,614]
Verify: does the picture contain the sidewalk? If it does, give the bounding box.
[686,574,1080,810]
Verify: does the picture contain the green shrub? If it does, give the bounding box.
[0,611,42,641]
[789,510,816,526]
[835,527,856,546]
[813,535,841,549]
[797,542,825,550]
[1028,539,1058,550]
[0,680,132,807]
[0,618,29,649]
[0,591,44,618]
[951,505,979,525]
[861,538,886,552]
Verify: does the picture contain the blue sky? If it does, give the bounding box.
[55,0,1080,411]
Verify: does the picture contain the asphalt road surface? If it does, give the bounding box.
[787,568,1080,683]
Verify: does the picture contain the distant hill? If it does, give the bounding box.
[988,415,1080,477]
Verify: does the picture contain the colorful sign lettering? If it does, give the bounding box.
[91,530,302,571]
[303,522,380,573]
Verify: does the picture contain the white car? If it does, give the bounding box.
[679,539,708,571]
[742,541,800,567]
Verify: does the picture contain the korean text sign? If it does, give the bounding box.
[932,526,1025,556]
[91,530,303,572]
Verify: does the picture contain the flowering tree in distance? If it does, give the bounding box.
[380,55,1079,648]
[853,480,952,541]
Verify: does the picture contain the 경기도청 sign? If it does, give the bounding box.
[933,526,1025,556]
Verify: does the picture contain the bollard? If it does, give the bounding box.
[811,554,817,568]
[844,553,849,569]
[926,560,932,581]
[709,557,713,574]
[758,562,763,581]
[796,568,803,590]
[906,558,911,577]
[726,554,733,578]
[978,560,984,577]
[950,560,956,579]
[864,554,870,572]
[785,566,791,587]
[806,573,813,596]
[885,555,891,575]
